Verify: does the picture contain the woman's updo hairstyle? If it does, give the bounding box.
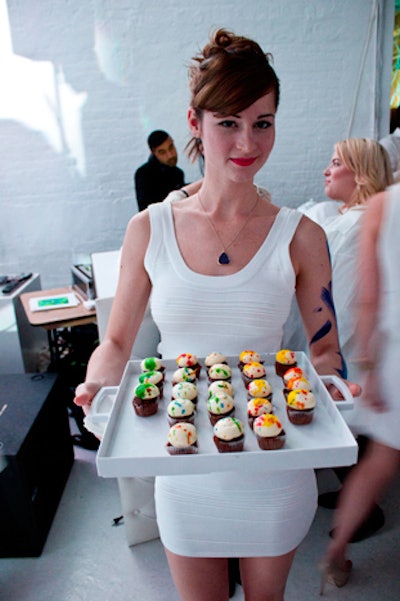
[186,29,280,162]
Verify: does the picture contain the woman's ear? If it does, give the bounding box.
[188,107,201,137]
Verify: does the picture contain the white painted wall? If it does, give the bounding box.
[0,0,395,288]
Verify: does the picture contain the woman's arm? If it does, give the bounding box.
[290,215,361,398]
[74,210,152,411]
[355,192,384,362]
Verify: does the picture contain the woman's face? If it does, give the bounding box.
[324,150,356,204]
[188,92,276,183]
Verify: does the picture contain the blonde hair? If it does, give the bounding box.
[335,138,393,206]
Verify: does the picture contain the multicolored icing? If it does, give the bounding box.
[247,378,272,398]
[167,399,195,419]
[208,363,232,381]
[172,367,197,383]
[286,377,312,392]
[253,414,283,437]
[167,422,197,447]
[282,366,304,384]
[287,389,316,410]
[247,397,273,418]
[172,382,198,400]
[213,416,244,441]
[140,357,163,372]
[275,349,297,366]
[207,392,234,416]
[239,350,262,364]
[205,351,227,367]
[138,370,163,386]
[133,383,159,400]
[176,353,199,368]
[208,380,235,398]
[242,361,266,379]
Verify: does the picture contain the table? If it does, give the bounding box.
[20,286,97,367]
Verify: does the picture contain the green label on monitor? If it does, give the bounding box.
[38,297,69,307]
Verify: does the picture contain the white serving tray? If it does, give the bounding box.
[96,353,358,478]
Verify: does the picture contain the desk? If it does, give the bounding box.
[20,287,97,367]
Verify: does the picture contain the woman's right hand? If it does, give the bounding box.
[74,381,103,415]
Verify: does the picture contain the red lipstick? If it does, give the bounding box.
[231,158,256,167]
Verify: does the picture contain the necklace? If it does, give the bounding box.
[197,191,259,265]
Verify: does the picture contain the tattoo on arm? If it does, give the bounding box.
[308,282,348,378]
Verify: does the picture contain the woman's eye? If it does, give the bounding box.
[255,120,272,129]
[219,120,237,128]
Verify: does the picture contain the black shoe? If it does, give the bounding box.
[228,557,241,598]
[330,505,385,543]
[71,433,100,450]
[318,490,340,509]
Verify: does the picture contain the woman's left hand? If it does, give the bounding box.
[325,378,362,401]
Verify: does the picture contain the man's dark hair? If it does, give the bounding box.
[147,130,170,151]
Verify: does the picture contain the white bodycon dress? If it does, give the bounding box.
[144,197,318,557]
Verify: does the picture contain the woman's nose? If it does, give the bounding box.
[236,128,255,152]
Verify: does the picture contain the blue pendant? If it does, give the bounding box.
[218,252,230,265]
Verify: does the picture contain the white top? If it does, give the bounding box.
[145,198,302,359]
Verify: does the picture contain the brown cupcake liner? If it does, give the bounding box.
[286,407,314,425]
[167,414,195,427]
[166,441,198,455]
[256,431,286,450]
[275,361,297,377]
[213,435,244,453]
[132,397,159,417]
[208,408,235,426]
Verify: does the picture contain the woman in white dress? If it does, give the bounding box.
[75,29,359,601]
[320,183,400,592]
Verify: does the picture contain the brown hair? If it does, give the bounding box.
[186,29,280,162]
[335,138,393,206]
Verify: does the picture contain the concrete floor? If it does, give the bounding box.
[1,443,400,601]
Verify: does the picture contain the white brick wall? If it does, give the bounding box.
[0,0,394,287]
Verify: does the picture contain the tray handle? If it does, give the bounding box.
[88,386,119,423]
[320,375,354,410]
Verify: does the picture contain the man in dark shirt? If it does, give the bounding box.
[134,130,185,211]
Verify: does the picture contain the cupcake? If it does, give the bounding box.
[247,378,272,401]
[282,366,304,386]
[208,363,232,383]
[213,417,245,453]
[238,350,263,371]
[247,397,273,428]
[205,352,228,373]
[275,349,297,377]
[166,422,198,455]
[140,356,165,374]
[175,353,201,377]
[242,362,266,386]
[171,381,198,405]
[253,414,286,450]
[286,389,316,425]
[167,399,195,426]
[208,380,235,398]
[132,383,160,417]
[283,376,312,399]
[138,370,164,397]
[172,366,197,384]
[207,392,235,425]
